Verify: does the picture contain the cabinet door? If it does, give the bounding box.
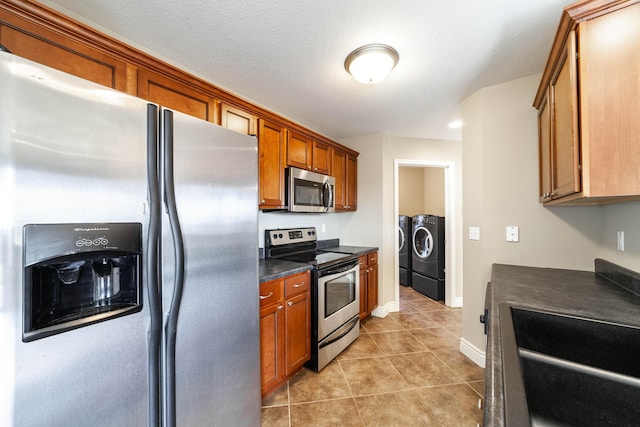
[358,255,368,319]
[332,148,347,210]
[287,131,312,170]
[138,69,218,123]
[312,141,331,175]
[260,301,285,396]
[284,292,310,376]
[538,88,552,202]
[366,263,378,314]
[259,119,286,209]
[0,13,128,92]
[550,31,580,199]
[221,103,257,135]
[345,153,358,211]
[579,3,640,197]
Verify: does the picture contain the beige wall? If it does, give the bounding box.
[398,167,425,216]
[599,202,640,270]
[460,73,603,353]
[399,167,445,217]
[424,168,445,216]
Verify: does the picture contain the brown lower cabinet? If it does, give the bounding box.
[359,251,378,319]
[259,270,310,398]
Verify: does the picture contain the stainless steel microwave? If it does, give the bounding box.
[287,167,335,213]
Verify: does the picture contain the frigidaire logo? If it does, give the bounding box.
[74,227,109,232]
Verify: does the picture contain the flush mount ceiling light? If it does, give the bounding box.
[344,44,399,84]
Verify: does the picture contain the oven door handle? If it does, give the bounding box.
[319,259,359,277]
[318,316,359,349]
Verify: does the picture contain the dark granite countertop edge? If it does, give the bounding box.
[318,245,379,257]
[258,240,377,283]
[484,261,640,426]
[258,259,312,283]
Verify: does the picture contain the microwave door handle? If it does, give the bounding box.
[322,181,332,211]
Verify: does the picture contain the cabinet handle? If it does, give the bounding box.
[292,282,304,288]
[260,199,265,204]
[277,305,283,311]
[287,301,293,306]
[259,292,273,300]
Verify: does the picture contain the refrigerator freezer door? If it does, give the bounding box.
[160,109,260,426]
[0,53,150,426]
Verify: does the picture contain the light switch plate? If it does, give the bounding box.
[506,226,519,242]
[469,226,480,241]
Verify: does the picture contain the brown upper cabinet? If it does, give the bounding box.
[0,6,130,93]
[534,0,640,205]
[286,132,331,175]
[138,69,219,123]
[331,148,358,212]
[259,119,286,210]
[345,153,357,211]
[221,103,257,135]
[0,0,358,211]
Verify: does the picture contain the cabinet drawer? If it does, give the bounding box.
[358,255,368,269]
[367,252,378,265]
[285,272,310,297]
[259,279,284,308]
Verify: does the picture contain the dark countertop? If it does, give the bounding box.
[485,263,640,426]
[319,245,378,257]
[258,244,377,282]
[259,258,312,283]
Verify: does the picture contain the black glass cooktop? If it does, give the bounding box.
[279,251,356,268]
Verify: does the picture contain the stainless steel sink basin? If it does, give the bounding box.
[499,304,640,426]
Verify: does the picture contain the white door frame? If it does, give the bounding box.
[394,159,460,307]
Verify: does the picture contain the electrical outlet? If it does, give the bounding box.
[617,231,624,251]
[506,226,519,242]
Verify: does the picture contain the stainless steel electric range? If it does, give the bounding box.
[265,227,360,371]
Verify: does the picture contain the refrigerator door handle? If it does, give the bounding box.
[146,104,162,427]
[162,109,185,427]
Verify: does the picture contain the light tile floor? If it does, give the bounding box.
[262,285,485,426]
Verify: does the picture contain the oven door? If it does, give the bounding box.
[317,259,359,339]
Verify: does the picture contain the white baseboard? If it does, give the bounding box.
[459,337,486,368]
[371,300,397,318]
[449,296,463,308]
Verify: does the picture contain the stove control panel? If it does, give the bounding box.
[265,227,317,247]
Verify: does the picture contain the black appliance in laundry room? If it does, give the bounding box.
[411,214,445,300]
[398,215,412,287]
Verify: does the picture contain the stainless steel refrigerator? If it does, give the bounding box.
[0,51,260,426]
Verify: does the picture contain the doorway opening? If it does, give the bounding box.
[393,159,460,308]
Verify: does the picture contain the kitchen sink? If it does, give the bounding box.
[499,304,640,426]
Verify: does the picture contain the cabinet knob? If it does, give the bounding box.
[287,301,293,307]
[260,199,266,204]
[277,305,283,310]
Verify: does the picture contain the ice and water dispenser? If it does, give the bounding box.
[23,223,143,341]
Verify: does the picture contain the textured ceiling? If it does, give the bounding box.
[41,0,569,141]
